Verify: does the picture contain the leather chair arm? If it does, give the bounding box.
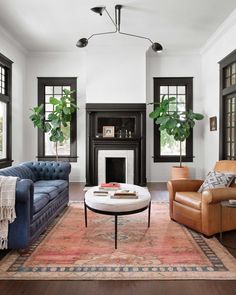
[167,179,203,219]
[202,187,236,204]
[167,179,203,195]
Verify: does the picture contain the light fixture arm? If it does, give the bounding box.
[118,31,154,45]
[104,7,117,28]
[87,29,117,41]
[115,5,154,45]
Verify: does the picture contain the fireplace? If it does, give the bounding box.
[86,103,146,186]
[98,150,134,184]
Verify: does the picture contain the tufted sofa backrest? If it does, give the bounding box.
[0,165,36,181]
[21,161,71,181]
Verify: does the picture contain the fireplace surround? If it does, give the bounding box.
[86,103,146,186]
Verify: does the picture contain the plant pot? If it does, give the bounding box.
[171,166,189,180]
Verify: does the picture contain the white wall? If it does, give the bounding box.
[0,26,26,165]
[86,46,146,103]
[146,52,205,182]
[201,10,236,175]
[24,52,87,182]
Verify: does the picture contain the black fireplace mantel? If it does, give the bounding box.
[86,103,146,186]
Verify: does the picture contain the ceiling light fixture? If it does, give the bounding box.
[76,4,163,52]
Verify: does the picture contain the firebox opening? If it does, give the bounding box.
[106,157,126,183]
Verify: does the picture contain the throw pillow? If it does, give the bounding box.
[198,171,235,193]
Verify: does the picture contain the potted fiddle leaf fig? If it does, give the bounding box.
[149,96,204,179]
[30,89,79,161]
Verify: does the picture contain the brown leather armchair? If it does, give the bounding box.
[167,160,236,236]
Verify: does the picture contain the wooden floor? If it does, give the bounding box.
[1,182,236,295]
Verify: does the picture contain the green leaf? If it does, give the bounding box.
[50,97,61,105]
[194,113,204,120]
[63,107,71,115]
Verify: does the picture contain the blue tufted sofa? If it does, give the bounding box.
[0,161,71,249]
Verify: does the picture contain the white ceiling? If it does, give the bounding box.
[0,0,235,52]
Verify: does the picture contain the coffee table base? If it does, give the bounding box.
[84,201,151,249]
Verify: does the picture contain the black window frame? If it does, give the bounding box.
[0,52,13,168]
[37,77,77,162]
[153,77,193,163]
[219,49,236,160]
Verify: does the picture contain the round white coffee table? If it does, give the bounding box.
[84,184,151,249]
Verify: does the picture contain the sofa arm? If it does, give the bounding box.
[22,161,71,181]
[167,179,203,219]
[8,179,34,249]
[202,187,236,204]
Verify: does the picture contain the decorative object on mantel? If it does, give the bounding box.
[30,89,79,161]
[210,116,217,131]
[149,96,204,179]
[102,126,115,138]
[76,4,163,52]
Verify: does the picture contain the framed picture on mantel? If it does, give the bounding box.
[103,126,115,138]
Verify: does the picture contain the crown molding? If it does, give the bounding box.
[200,9,236,55]
[0,24,28,55]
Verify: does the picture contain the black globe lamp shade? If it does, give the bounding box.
[151,42,163,52]
[91,6,105,15]
[76,38,88,48]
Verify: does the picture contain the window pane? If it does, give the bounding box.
[63,86,71,91]
[177,86,186,94]
[160,130,186,156]
[54,86,62,94]
[0,65,6,95]
[0,102,7,159]
[45,123,70,156]
[169,86,177,94]
[160,86,168,94]
[45,86,53,94]
[45,103,53,112]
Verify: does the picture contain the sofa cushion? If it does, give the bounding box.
[33,193,50,214]
[34,186,59,200]
[175,192,202,210]
[0,165,36,181]
[34,180,68,192]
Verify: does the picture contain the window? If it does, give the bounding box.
[153,77,193,162]
[219,50,236,160]
[0,53,13,168]
[37,77,77,162]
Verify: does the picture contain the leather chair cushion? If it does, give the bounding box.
[33,193,50,214]
[175,191,202,210]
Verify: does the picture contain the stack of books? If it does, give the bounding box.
[111,190,138,199]
[99,182,121,190]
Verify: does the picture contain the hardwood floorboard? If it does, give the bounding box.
[1,182,236,295]
[1,280,236,295]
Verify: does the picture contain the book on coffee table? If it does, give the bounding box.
[110,190,138,199]
[93,190,109,196]
[229,199,236,205]
[99,182,121,190]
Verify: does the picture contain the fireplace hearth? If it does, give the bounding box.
[86,103,146,186]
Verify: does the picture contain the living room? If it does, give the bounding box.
[0,0,236,294]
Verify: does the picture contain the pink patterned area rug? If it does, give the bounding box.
[1,203,236,280]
